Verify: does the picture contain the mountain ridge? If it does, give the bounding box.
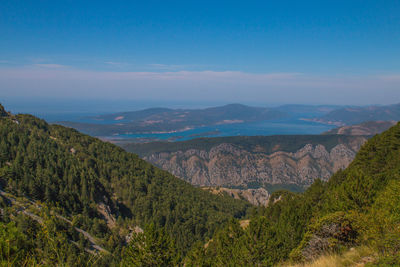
[122,135,367,189]
[322,120,396,135]
[309,103,400,126]
[58,103,287,136]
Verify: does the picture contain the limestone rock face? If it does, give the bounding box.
[143,137,367,188]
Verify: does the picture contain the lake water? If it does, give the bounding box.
[111,118,335,142]
[27,107,336,142]
[5,99,339,142]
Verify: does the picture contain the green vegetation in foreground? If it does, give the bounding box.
[1,101,400,266]
[0,104,250,266]
[185,122,400,266]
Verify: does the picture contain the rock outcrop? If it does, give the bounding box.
[202,187,270,206]
[141,137,367,189]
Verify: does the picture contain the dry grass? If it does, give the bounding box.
[239,219,250,229]
[282,246,376,267]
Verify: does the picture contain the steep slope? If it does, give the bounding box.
[186,122,400,266]
[123,135,367,188]
[0,107,250,264]
[323,120,396,135]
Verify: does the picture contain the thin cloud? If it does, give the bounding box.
[147,64,186,70]
[33,64,68,69]
[104,61,131,68]
[0,67,399,105]
[378,74,400,82]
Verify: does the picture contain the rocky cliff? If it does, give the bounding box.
[125,135,368,189]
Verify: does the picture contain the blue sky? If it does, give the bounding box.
[1,0,400,107]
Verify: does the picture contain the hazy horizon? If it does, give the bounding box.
[2,97,398,112]
[2,97,399,123]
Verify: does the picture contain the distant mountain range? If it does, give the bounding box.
[323,121,396,135]
[59,104,286,136]
[308,103,400,126]
[274,104,342,117]
[58,103,400,139]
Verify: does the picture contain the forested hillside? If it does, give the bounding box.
[186,122,400,266]
[0,104,250,265]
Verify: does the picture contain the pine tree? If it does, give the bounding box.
[122,224,179,266]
